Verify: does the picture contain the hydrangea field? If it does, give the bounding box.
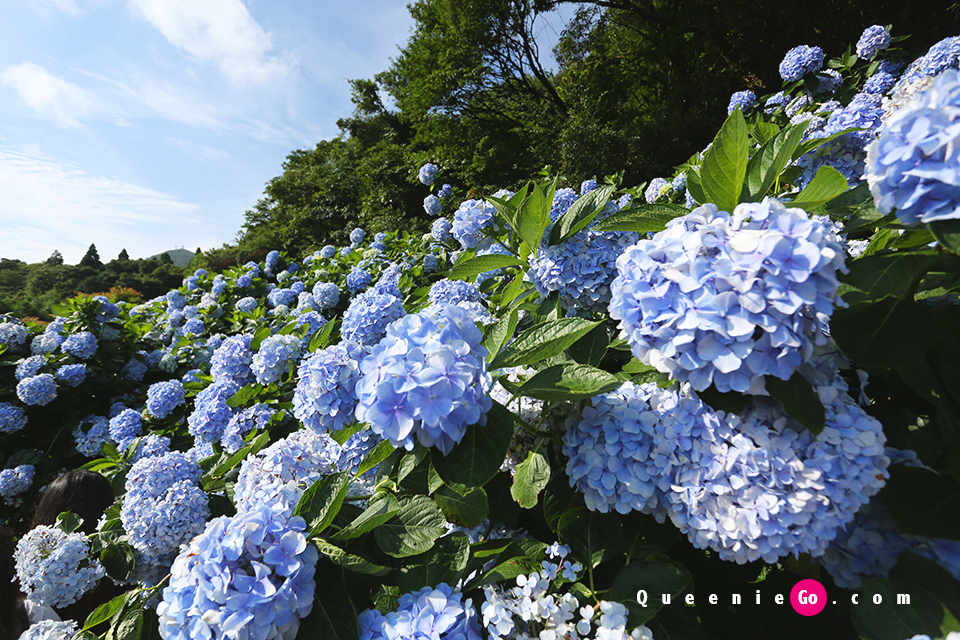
[5,24,960,640]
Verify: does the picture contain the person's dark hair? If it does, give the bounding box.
[31,468,114,534]
[0,526,29,640]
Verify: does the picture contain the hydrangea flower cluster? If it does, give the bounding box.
[55,363,86,386]
[356,304,492,454]
[432,217,453,243]
[341,282,406,346]
[581,179,599,194]
[0,321,29,350]
[779,45,824,81]
[16,355,45,380]
[817,498,909,588]
[644,178,670,204]
[857,25,891,60]
[237,296,258,313]
[146,380,186,419]
[424,194,442,216]
[210,334,255,386]
[17,374,57,406]
[31,332,63,355]
[131,434,172,463]
[0,401,27,433]
[109,408,143,450]
[73,415,110,457]
[550,188,578,220]
[293,341,364,434]
[312,282,340,309]
[120,452,209,578]
[866,70,960,225]
[452,199,497,249]
[156,506,318,640]
[0,464,34,504]
[360,583,482,640]
[15,525,104,608]
[61,331,97,359]
[187,381,239,443]
[439,183,452,199]
[122,355,148,382]
[727,90,757,114]
[234,428,343,518]
[350,227,366,245]
[19,620,79,640]
[418,162,438,185]
[347,267,372,293]
[893,36,960,96]
[609,200,846,393]
[252,334,302,385]
[221,403,275,453]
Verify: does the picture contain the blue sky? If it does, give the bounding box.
[0,0,576,265]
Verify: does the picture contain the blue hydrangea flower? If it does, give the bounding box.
[253,334,302,385]
[360,583,482,640]
[235,429,344,518]
[424,254,438,273]
[166,290,186,310]
[312,282,340,309]
[549,188,578,221]
[644,178,670,204]
[31,332,63,355]
[187,381,239,443]
[73,415,109,457]
[61,331,97,359]
[580,179,598,194]
[147,380,187,419]
[55,363,86,387]
[109,408,143,450]
[439,183,452,199]
[295,310,327,335]
[429,278,484,307]
[894,37,960,97]
[452,199,497,249]
[866,69,960,224]
[857,25,891,60]
[0,321,29,351]
[0,402,27,434]
[156,506,318,640]
[16,355,46,381]
[424,194,442,216]
[180,318,205,336]
[15,525,104,608]
[341,283,406,346]
[17,374,57,406]
[818,498,909,589]
[418,162,439,185]
[131,434,172,463]
[816,69,843,94]
[235,297,257,314]
[779,45,824,82]
[350,227,366,245]
[618,193,633,209]
[609,199,847,393]
[0,464,34,504]
[727,90,757,114]
[19,620,79,640]
[347,267,372,293]
[237,273,254,288]
[293,341,364,434]
[764,91,790,113]
[356,304,492,454]
[864,70,897,94]
[266,250,282,276]
[210,334,255,386]
[320,244,336,259]
[268,288,297,308]
[222,403,275,453]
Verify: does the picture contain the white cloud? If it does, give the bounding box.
[129,0,294,85]
[1,62,101,129]
[0,148,223,264]
[28,0,82,16]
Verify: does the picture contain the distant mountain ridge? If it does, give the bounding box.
[149,248,195,268]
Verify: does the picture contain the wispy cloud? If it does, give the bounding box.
[1,62,101,129]
[129,0,294,85]
[0,148,219,264]
[28,0,82,17]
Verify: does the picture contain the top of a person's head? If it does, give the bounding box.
[31,469,115,535]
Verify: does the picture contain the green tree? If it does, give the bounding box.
[117,249,130,261]
[45,251,63,266]
[79,244,102,269]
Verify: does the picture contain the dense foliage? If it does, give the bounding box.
[4,20,960,640]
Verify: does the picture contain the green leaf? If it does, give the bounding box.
[331,422,363,445]
[398,532,470,593]
[308,314,337,352]
[608,560,692,627]
[482,310,519,363]
[100,542,136,582]
[434,485,489,527]
[744,122,809,201]
[590,204,688,234]
[487,184,530,244]
[314,540,391,576]
[840,252,938,300]
[473,540,546,588]
[753,121,781,144]
[793,126,862,159]
[250,324,272,351]
[686,167,706,207]
[355,439,394,477]
[789,165,850,209]
[331,493,400,541]
[518,363,620,402]
[765,372,825,435]
[891,552,960,622]
[559,510,623,569]
[294,471,351,537]
[852,578,945,640]
[490,318,601,369]
[700,108,749,212]
[518,181,553,250]
[929,219,960,255]
[83,594,129,630]
[432,402,514,488]
[449,254,523,281]
[567,323,610,366]
[56,510,83,533]
[879,465,960,540]
[549,185,616,244]
[374,495,447,558]
[511,450,551,509]
[831,297,936,369]
[226,383,262,408]
[298,571,359,640]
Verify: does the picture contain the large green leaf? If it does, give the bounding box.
[298,570,359,640]
[294,471,351,537]
[789,165,849,209]
[590,204,687,234]
[744,122,808,200]
[448,254,523,281]
[314,540,390,576]
[434,485,489,527]
[929,219,960,255]
[356,439,395,477]
[432,402,514,488]
[518,363,621,402]
[487,184,530,244]
[852,578,945,640]
[831,297,936,369]
[482,309,519,363]
[879,465,960,540]
[686,167,706,206]
[840,252,939,300]
[330,493,400,541]
[559,510,623,569]
[397,532,471,593]
[490,318,601,369]
[549,185,616,245]
[510,450,551,509]
[518,181,554,249]
[373,495,447,558]
[765,372,825,435]
[608,559,691,627]
[700,109,749,212]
